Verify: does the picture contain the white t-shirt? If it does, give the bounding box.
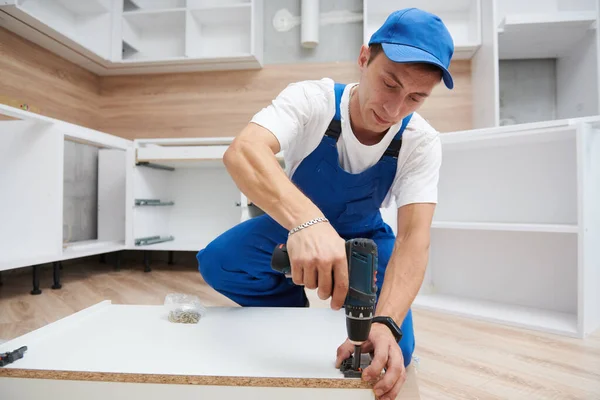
[250,78,442,209]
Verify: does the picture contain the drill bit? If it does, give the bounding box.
[352,344,362,370]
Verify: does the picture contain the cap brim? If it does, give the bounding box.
[381,42,454,89]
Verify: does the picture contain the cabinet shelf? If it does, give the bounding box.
[135,199,175,206]
[134,235,175,246]
[127,0,186,10]
[413,294,578,336]
[187,4,252,58]
[498,11,597,60]
[122,9,186,60]
[62,240,125,261]
[123,7,186,15]
[431,221,578,233]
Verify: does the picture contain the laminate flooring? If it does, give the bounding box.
[1,254,599,399]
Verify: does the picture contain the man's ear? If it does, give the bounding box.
[357,44,370,69]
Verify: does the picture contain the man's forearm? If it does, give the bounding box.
[223,130,323,231]
[375,234,430,325]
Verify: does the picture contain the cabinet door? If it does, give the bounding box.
[0,121,63,271]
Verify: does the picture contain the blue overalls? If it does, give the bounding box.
[197,83,415,367]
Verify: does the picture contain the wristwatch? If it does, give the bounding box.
[372,316,403,343]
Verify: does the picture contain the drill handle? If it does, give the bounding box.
[271,244,291,277]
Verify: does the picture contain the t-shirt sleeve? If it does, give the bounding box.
[393,134,442,208]
[250,81,317,152]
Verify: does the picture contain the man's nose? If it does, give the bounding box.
[382,100,403,119]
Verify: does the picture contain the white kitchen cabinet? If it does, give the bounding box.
[0,105,130,288]
[0,0,264,74]
[129,138,282,253]
[382,116,600,338]
[0,0,115,61]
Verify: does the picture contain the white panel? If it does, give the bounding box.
[122,10,186,60]
[136,144,228,161]
[167,165,242,249]
[472,0,499,128]
[428,229,578,314]
[557,0,598,12]
[188,0,250,7]
[0,379,374,400]
[499,59,557,125]
[496,0,561,22]
[0,304,351,379]
[187,4,251,58]
[98,149,127,242]
[414,294,578,336]
[498,11,596,60]
[435,132,578,224]
[556,29,599,119]
[16,0,112,59]
[579,124,600,336]
[0,121,63,270]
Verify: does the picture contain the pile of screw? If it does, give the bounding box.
[168,308,201,324]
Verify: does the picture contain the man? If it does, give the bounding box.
[197,7,454,400]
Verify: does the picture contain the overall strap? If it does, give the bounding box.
[324,82,347,141]
[381,113,413,159]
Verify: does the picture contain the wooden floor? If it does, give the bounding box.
[1,254,599,399]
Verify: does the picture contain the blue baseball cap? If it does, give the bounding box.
[369,8,455,89]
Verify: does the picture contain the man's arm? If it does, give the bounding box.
[223,122,322,231]
[374,202,435,324]
[223,121,349,309]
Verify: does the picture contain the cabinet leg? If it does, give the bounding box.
[168,251,174,265]
[115,251,121,272]
[52,262,62,290]
[31,265,42,295]
[144,251,151,273]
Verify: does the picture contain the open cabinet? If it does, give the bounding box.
[0,106,131,273]
[382,116,600,338]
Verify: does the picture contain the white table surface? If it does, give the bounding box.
[0,301,352,380]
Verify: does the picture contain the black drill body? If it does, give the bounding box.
[271,238,378,375]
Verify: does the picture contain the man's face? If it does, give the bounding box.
[356,45,442,133]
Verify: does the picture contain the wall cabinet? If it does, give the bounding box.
[363,0,600,130]
[2,104,599,339]
[0,0,264,74]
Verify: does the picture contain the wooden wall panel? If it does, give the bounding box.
[99,60,472,140]
[0,28,101,129]
[0,25,471,139]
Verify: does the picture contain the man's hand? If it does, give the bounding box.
[286,221,349,310]
[335,324,406,400]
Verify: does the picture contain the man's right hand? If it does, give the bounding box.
[285,221,349,310]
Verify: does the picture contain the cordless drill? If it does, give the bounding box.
[271,238,378,376]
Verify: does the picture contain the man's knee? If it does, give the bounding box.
[196,239,228,289]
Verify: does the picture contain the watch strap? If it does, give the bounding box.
[372,316,403,343]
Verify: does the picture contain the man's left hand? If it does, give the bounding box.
[335,323,406,400]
